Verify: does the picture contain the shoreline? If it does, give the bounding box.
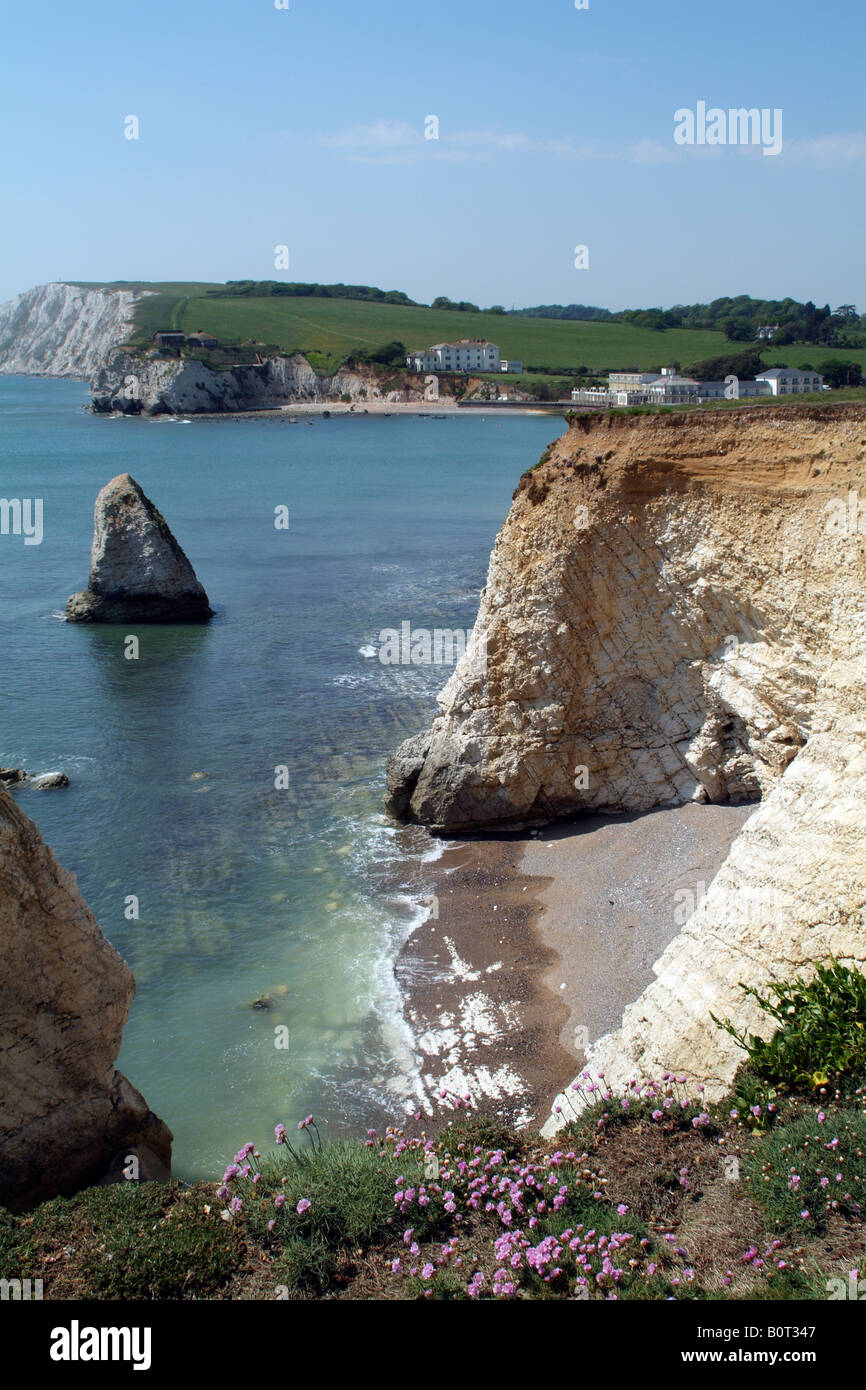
[394,833,574,1128]
[395,802,755,1131]
[97,399,566,422]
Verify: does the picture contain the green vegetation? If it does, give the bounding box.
[129,291,731,375]
[507,295,866,349]
[712,959,866,1093]
[474,372,575,399]
[0,1183,238,1299]
[744,1108,866,1235]
[709,964,866,1240]
[819,357,864,388]
[246,1137,430,1250]
[683,348,766,380]
[510,302,617,322]
[71,281,866,381]
[3,953,863,1302]
[208,281,419,306]
[4,1038,864,1301]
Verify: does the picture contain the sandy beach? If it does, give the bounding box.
[136,399,567,421]
[397,802,754,1130]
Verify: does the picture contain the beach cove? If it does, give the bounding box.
[0,375,570,1176]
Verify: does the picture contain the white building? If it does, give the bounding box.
[570,386,612,405]
[754,367,823,395]
[500,359,523,374]
[572,363,823,408]
[608,371,661,391]
[687,379,771,400]
[646,374,702,403]
[406,340,501,373]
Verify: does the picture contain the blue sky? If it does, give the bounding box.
[1,0,863,310]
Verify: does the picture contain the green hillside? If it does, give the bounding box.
[72,282,866,377]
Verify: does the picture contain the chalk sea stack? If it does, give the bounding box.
[0,781,172,1210]
[66,473,213,623]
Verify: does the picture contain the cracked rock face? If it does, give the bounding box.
[66,473,213,623]
[387,405,866,832]
[383,404,866,1118]
[0,782,172,1210]
[0,282,144,379]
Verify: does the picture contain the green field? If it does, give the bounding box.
[74,282,866,377]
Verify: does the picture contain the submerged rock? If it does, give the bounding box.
[0,769,69,789]
[66,473,213,623]
[0,781,172,1210]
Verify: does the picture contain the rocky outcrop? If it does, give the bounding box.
[27,772,70,790]
[0,283,145,378]
[0,782,171,1210]
[387,405,866,832]
[66,474,213,623]
[91,349,441,415]
[383,404,866,1119]
[0,769,69,789]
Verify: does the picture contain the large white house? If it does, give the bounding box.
[754,367,824,395]
[407,340,501,373]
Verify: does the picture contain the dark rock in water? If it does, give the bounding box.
[251,996,270,1011]
[384,731,431,820]
[66,473,213,624]
[28,772,69,790]
[0,781,172,1210]
[0,768,26,785]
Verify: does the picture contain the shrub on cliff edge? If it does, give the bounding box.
[712,959,866,1093]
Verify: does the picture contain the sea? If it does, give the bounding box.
[0,376,563,1179]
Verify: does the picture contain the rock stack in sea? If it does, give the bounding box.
[66,473,213,623]
[0,780,172,1210]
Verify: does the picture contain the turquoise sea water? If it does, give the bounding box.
[0,376,562,1179]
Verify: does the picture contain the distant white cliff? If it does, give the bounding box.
[0,282,144,378]
[90,348,430,414]
[0,281,447,410]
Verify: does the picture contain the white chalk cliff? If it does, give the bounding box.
[0,282,440,410]
[0,282,144,378]
[384,405,866,1120]
[91,348,433,414]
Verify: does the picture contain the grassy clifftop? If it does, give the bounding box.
[69,282,866,378]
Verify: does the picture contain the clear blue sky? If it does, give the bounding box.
[1,0,863,311]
